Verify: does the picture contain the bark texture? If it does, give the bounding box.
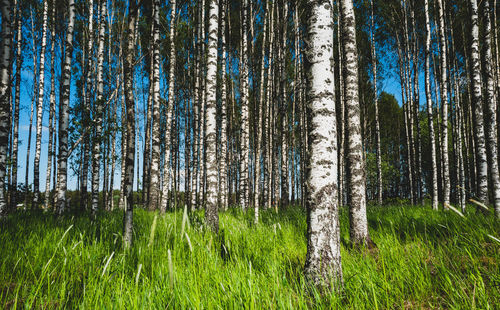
[303,0,342,289]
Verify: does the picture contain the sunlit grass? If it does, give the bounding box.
[0,204,498,308]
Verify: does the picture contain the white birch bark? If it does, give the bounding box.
[204,0,220,232]
[45,1,56,207]
[91,0,108,214]
[239,0,250,210]
[470,0,489,205]
[161,0,177,212]
[303,0,342,288]
[436,0,450,208]
[149,0,161,211]
[341,0,372,247]
[56,0,76,213]
[219,0,228,211]
[483,0,500,218]
[11,4,22,210]
[370,0,382,205]
[424,0,438,211]
[0,0,13,213]
[33,0,49,206]
[254,0,269,222]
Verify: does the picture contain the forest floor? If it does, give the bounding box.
[0,203,499,309]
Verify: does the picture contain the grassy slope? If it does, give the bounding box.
[0,205,498,309]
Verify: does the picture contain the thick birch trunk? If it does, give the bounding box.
[303,0,342,288]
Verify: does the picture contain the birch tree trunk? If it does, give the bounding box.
[483,0,500,218]
[219,0,228,211]
[370,0,382,205]
[424,0,438,211]
[91,0,108,214]
[204,0,220,233]
[149,0,161,211]
[11,4,22,210]
[303,0,342,289]
[239,0,250,210]
[161,0,177,212]
[45,2,56,207]
[56,0,76,214]
[470,0,489,205]
[436,0,450,209]
[0,0,13,213]
[253,0,268,220]
[122,0,138,248]
[33,0,49,207]
[341,0,372,247]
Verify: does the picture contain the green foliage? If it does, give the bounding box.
[0,206,498,308]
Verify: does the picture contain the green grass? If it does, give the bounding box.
[0,204,498,309]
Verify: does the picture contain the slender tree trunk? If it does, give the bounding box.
[149,0,162,211]
[239,0,250,210]
[204,0,220,232]
[253,0,268,222]
[0,0,13,213]
[11,5,22,211]
[219,0,228,211]
[436,0,450,209]
[483,0,500,218]
[33,0,49,207]
[424,0,438,210]
[341,0,373,247]
[370,0,382,205]
[303,0,342,289]
[91,0,108,214]
[56,0,76,214]
[161,0,177,212]
[470,0,489,205]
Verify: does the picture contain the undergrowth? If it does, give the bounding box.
[0,205,498,309]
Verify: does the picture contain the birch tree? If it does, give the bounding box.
[161,0,177,212]
[122,0,138,248]
[483,0,500,218]
[370,0,382,205]
[91,0,108,214]
[341,0,373,247]
[149,0,161,211]
[424,0,438,211]
[204,0,219,232]
[11,3,22,210]
[303,0,342,288]
[469,0,489,205]
[436,0,450,209]
[239,0,250,210]
[0,0,13,213]
[33,0,49,207]
[56,0,76,213]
